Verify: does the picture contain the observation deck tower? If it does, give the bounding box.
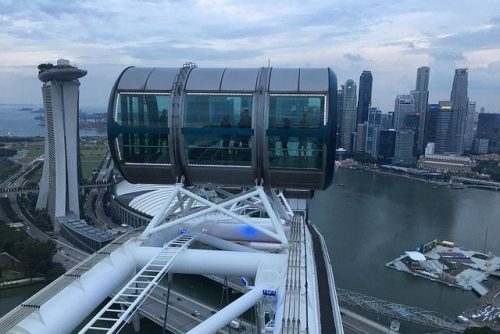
[36,59,87,228]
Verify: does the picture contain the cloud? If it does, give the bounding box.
[0,0,500,111]
[429,50,465,62]
[343,53,364,62]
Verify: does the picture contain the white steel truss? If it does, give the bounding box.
[79,229,202,334]
[142,183,289,247]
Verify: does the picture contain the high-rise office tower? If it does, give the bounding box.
[36,59,87,228]
[412,66,430,153]
[394,130,415,165]
[356,71,373,124]
[434,101,454,154]
[366,107,382,157]
[336,89,344,148]
[354,122,367,153]
[463,101,476,152]
[394,95,414,130]
[338,79,357,152]
[476,113,500,153]
[449,68,469,154]
[377,129,396,164]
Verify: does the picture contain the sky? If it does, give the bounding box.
[1,0,500,112]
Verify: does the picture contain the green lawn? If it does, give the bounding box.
[25,167,43,185]
[80,141,109,181]
[0,139,109,184]
[22,145,44,164]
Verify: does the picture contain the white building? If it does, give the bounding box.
[36,59,87,229]
[417,154,474,173]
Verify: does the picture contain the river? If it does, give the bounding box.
[2,167,500,332]
[311,168,500,321]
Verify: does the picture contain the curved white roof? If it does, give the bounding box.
[116,181,206,217]
[406,251,426,261]
[115,181,171,197]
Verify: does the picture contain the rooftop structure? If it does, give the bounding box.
[58,217,116,252]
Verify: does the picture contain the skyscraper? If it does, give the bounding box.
[338,79,357,152]
[476,113,500,153]
[449,68,469,154]
[463,101,476,152]
[366,107,382,157]
[435,101,454,154]
[354,122,367,153]
[394,130,415,165]
[36,59,87,229]
[356,71,373,124]
[394,95,414,130]
[413,66,430,153]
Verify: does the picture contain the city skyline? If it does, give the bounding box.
[0,1,500,111]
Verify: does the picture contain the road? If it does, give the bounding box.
[1,155,90,270]
[83,152,117,229]
[340,309,393,334]
[140,284,254,334]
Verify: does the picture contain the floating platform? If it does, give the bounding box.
[386,239,500,295]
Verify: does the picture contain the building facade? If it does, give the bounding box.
[417,155,474,173]
[354,122,367,153]
[338,79,357,152]
[475,113,500,153]
[366,107,382,157]
[36,59,87,228]
[356,71,373,124]
[393,130,415,165]
[449,68,469,154]
[425,101,454,154]
[463,101,476,152]
[414,66,430,154]
[394,95,414,130]
[378,129,396,164]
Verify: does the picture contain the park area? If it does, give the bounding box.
[0,137,109,185]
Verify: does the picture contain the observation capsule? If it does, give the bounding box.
[108,65,337,190]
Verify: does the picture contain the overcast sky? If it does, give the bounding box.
[1,0,500,111]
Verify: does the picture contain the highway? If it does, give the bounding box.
[83,151,117,229]
[340,309,392,334]
[1,154,89,270]
[139,284,255,334]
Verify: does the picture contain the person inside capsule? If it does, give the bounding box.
[221,114,231,158]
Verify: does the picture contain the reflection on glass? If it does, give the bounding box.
[185,135,252,166]
[115,93,170,165]
[117,133,170,164]
[268,137,323,169]
[267,95,326,169]
[184,94,253,166]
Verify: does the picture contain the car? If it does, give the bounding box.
[191,310,200,317]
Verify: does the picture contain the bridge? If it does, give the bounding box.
[451,176,500,191]
[336,288,466,332]
[0,182,113,195]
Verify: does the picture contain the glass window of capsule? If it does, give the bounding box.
[115,93,171,165]
[183,93,253,167]
[267,94,326,169]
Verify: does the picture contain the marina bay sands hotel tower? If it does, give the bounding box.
[36,59,87,228]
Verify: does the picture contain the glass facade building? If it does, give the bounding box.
[108,66,337,190]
